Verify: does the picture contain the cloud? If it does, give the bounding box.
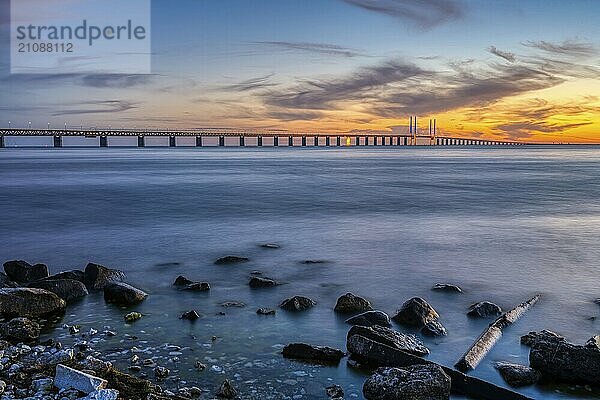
[266,110,323,121]
[488,46,516,63]
[252,41,365,58]
[51,100,137,116]
[1,73,154,89]
[342,0,464,28]
[522,39,597,57]
[81,74,153,88]
[221,74,278,92]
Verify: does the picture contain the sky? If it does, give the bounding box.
[1,0,600,143]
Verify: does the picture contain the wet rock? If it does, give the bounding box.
[103,367,158,399]
[363,365,451,400]
[154,365,170,379]
[520,329,563,347]
[431,283,463,293]
[326,384,344,399]
[529,333,600,384]
[348,325,429,356]
[0,317,40,343]
[0,272,17,288]
[256,308,276,315]
[214,256,249,265]
[180,310,201,321]
[421,320,448,337]
[79,356,113,375]
[173,275,194,286]
[260,243,280,249]
[345,310,391,328]
[467,301,502,318]
[54,363,108,393]
[302,259,328,264]
[495,362,541,387]
[249,276,278,288]
[182,282,210,291]
[104,282,147,305]
[334,293,373,314]
[282,343,345,364]
[84,263,125,290]
[31,377,54,393]
[124,312,143,322]
[216,379,238,398]
[28,278,89,302]
[81,389,119,400]
[392,297,439,328]
[3,260,49,283]
[47,269,85,282]
[280,295,316,312]
[220,301,246,308]
[0,287,66,318]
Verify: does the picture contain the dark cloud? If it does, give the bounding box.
[221,74,278,92]
[252,41,364,57]
[522,39,597,57]
[51,100,137,116]
[488,46,516,63]
[80,74,154,88]
[342,0,464,28]
[266,110,323,121]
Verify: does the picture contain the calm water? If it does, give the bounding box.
[1,146,600,399]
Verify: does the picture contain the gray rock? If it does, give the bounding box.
[363,365,451,400]
[84,263,125,290]
[216,379,238,398]
[182,282,210,291]
[467,301,502,318]
[326,384,344,399]
[0,288,66,318]
[431,283,463,293]
[0,317,40,343]
[282,343,345,364]
[54,364,107,394]
[81,389,119,400]
[347,325,429,356]
[392,297,439,327]
[421,320,448,337]
[495,362,541,387]
[3,260,49,283]
[334,293,373,314]
[180,310,201,320]
[249,276,278,288]
[280,295,316,312]
[345,310,391,328]
[214,256,249,265]
[28,279,89,302]
[103,282,147,305]
[31,377,54,393]
[79,356,113,375]
[520,330,563,347]
[256,308,276,315]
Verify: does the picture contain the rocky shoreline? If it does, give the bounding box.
[0,256,599,399]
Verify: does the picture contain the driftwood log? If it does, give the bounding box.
[455,294,541,372]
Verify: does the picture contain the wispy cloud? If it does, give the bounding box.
[51,100,137,116]
[252,41,365,58]
[342,0,464,28]
[2,73,155,89]
[488,46,516,63]
[221,74,278,92]
[522,39,597,57]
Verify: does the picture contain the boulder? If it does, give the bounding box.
[81,389,119,400]
[467,301,502,318]
[421,321,448,337]
[256,308,276,315]
[363,365,451,400]
[334,293,373,314]
[46,270,85,282]
[103,282,147,305]
[347,325,429,356]
[182,282,210,291]
[282,343,345,364]
[280,296,316,311]
[216,379,238,398]
[3,260,49,283]
[392,297,439,327]
[54,364,108,394]
[326,384,344,399]
[431,283,463,293]
[180,310,201,320]
[520,330,563,347]
[28,279,89,302]
[173,276,194,286]
[249,276,278,288]
[214,256,249,265]
[0,288,66,318]
[0,317,40,343]
[345,310,392,328]
[0,272,17,288]
[84,263,125,290]
[495,362,540,387]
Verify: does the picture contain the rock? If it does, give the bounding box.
[529,333,600,384]
[84,263,125,290]
[467,301,502,318]
[173,276,194,286]
[392,297,439,328]
[81,389,120,400]
[220,301,246,308]
[249,276,278,288]
[326,384,344,399]
[0,272,17,288]
[302,259,328,264]
[124,312,143,322]
[280,295,316,311]
[79,356,113,375]
[260,243,280,249]
[182,282,210,291]
[256,308,276,315]
[31,377,54,393]
[214,256,249,265]
[431,283,463,293]
[347,325,429,356]
[363,365,451,400]
[334,293,373,314]
[54,364,108,393]
[495,362,541,387]
[282,343,345,364]
[154,366,169,379]
[180,310,201,320]
[421,320,448,337]
[103,282,147,305]
[28,279,89,302]
[103,367,158,399]
[0,287,66,318]
[47,269,85,282]
[216,379,238,398]
[346,310,391,327]
[0,317,40,343]
[3,260,49,283]
[520,329,563,346]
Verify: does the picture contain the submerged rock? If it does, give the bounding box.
[256,308,276,315]
[334,293,373,314]
[220,301,246,308]
[363,365,451,400]
[249,276,278,288]
[280,295,316,311]
[84,263,125,290]
[182,282,210,291]
[421,320,448,337]
[0,317,40,343]
[104,282,147,305]
[282,343,345,364]
[214,256,249,265]
[431,283,463,293]
[260,243,280,249]
[3,260,49,283]
[347,325,429,356]
[180,310,201,320]
[392,297,439,327]
[521,329,563,347]
[54,364,108,393]
[0,287,66,318]
[216,379,238,398]
[326,384,344,399]
[28,278,89,302]
[467,301,502,318]
[495,362,541,387]
[124,312,143,323]
[345,310,391,328]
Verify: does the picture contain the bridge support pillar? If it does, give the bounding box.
[239,136,245,146]
[169,135,176,147]
[137,136,145,147]
[274,136,279,146]
[196,136,202,147]
[326,136,330,146]
[313,136,318,146]
[53,135,62,148]
[288,136,293,146]
[219,136,225,146]
[336,136,341,146]
[0,135,4,148]
[100,136,108,147]
[301,136,306,146]
[258,136,263,146]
